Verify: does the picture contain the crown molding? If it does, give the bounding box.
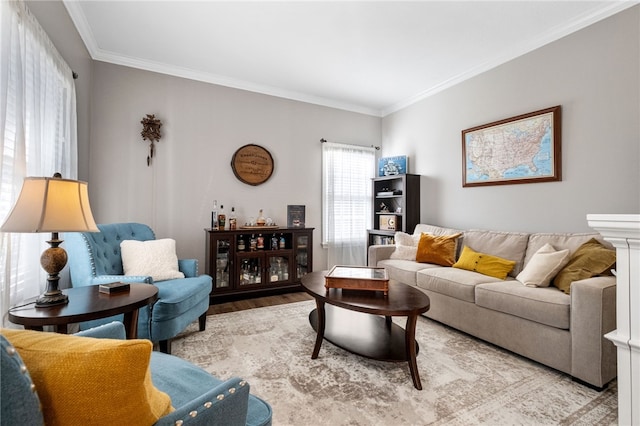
[64,1,637,119]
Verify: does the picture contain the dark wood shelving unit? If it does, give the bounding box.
[368,174,420,247]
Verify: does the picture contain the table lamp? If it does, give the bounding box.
[0,173,98,307]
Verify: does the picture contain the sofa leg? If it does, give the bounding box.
[199,313,207,331]
[159,339,171,354]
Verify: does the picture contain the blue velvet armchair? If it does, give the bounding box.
[65,222,212,353]
[1,322,272,426]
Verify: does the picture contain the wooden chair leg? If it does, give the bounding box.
[199,313,207,331]
[159,339,171,354]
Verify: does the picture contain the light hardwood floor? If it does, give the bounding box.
[207,291,312,315]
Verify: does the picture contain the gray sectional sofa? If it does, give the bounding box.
[368,224,617,388]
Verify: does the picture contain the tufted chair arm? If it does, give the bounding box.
[178,259,199,278]
[153,377,251,426]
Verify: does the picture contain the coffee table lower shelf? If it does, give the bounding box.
[309,305,419,363]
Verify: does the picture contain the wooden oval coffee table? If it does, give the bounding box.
[301,270,430,390]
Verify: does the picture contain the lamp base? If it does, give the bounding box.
[36,233,69,308]
[35,290,69,308]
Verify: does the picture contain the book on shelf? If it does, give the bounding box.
[99,282,131,294]
[376,190,403,196]
[373,235,395,245]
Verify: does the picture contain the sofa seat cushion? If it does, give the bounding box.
[416,267,504,303]
[378,259,439,286]
[151,276,213,322]
[463,230,530,276]
[475,281,570,329]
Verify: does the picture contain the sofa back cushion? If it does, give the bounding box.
[414,224,464,237]
[524,233,612,266]
[462,230,530,276]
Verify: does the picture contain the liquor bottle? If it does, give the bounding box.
[279,233,286,249]
[211,200,219,230]
[250,234,257,251]
[256,209,266,226]
[229,207,237,230]
[271,235,279,250]
[237,235,246,251]
[241,259,250,284]
[257,234,264,250]
[218,205,226,230]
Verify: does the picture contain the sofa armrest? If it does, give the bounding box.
[178,259,198,278]
[154,377,250,426]
[90,275,153,285]
[570,275,617,387]
[368,245,396,266]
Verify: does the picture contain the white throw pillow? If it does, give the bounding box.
[120,239,185,282]
[516,243,570,288]
[390,231,420,260]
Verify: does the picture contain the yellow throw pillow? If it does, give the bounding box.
[2,329,173,426]
[452,245,516,280]
[552,238,616,294]
[416,233,462,266]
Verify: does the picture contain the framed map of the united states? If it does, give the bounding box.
[462,105,561,187]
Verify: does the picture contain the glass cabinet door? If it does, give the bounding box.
[295,234,310,279]
[267,255,290,283]
[239,256,263,286]
[214,237,232,289]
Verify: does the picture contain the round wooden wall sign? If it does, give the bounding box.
[231,144,274,186]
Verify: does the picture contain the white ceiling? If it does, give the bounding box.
[63,1,636,117]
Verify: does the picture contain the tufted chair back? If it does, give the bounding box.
[66,223,156,287]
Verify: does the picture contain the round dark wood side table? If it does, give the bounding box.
[7,284,158,339]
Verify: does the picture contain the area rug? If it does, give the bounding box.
[172,300,617,425]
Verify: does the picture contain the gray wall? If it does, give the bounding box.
[382,5,640,233]
[87,62,380,269]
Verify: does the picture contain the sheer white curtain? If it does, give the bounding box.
[322,142,375,268]
[1,0,77,322]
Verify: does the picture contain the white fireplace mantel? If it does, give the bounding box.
[587,214,640,426]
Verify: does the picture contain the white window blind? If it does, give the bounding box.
[322,142,375,267]
[1,0,77,322]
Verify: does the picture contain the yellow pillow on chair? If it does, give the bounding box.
[2,328,173,426]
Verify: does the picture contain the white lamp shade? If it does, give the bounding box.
[1,177,98,233]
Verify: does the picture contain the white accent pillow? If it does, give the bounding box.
[390,232,420,261]
[516,243,570,288]
[120,239,185,282]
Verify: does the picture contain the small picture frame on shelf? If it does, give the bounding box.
[287,205,305,228]
[378,155,408,176]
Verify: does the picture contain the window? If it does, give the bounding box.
[1,0,77,320]
[322,142,375,267]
